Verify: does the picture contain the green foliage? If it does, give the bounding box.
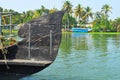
[92,23,101,32]
[49,8,58,14]
[74,4,84,25]
[92,18,115,32]
[0,7,3,12]
[62,1,73,13]
[69,15,77,27]
[112,17,120,32]
[62,13,77,28]
[0,2,119,32]
[92,4,114,32]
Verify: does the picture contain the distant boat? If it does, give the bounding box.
[0,11,65,75]
[71,28,92,32]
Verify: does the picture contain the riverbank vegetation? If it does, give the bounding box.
[0,1,120,32]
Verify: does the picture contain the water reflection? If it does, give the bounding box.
[21,33,120,80]
[3,33,120,80]
[59,33,120,80]
[60,32,72,57]
[60,32,90,52]
[72,33,90,50]
[60,33,120,54]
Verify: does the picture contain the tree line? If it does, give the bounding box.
[0,1,120,32]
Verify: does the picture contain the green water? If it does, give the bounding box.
[2,32,120,80]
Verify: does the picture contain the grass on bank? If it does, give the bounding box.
[62,31,120,34]
[3,29,120,35]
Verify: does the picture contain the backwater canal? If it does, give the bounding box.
[2,32,120,80]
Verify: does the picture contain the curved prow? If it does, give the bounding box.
[0,11,65,75]
[17,11,65,61]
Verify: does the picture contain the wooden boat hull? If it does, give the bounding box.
[0,64,50,75]
[0,11,65,75]
[0,43,52,75]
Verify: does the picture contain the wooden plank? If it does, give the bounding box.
[0,59,52,66]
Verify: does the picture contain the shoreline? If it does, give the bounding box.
[62,31,120,34]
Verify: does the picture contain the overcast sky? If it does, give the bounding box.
[0,0,119,19]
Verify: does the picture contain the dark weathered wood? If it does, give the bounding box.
[0,65,50,75]
[17,11,65,61]
[0,11,65,75]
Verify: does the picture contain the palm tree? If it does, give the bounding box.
[20,12,26,23]
[101,4,112,19]
[40,5,49,16]
[62,0,73,31]
[24,10,34,22]
[82,6,93,23]
[74,4,84,26]
[113,17,120,32]
[41,5,46,15]
[0,7,3,12]
[62,1,72,13]
[94,11,103,19]
[100,4,112,31]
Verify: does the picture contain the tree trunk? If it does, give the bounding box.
[67,13,69,31]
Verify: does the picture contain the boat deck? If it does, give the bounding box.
[0,59,52,66]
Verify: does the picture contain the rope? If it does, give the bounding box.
[0,36,10,69]
[0,34,17,69]
[1,42,10,69]
[2,48,10,69]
